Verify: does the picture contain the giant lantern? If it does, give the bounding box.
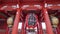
[50,14,59,28]
[7,16,14,28]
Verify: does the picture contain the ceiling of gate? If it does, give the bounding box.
[0,0,60,10]
[0,0,60,5]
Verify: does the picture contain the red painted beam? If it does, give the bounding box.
[47,6,60,10]
[42,8,54,34]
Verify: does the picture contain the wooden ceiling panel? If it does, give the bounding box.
[0,0,60,4]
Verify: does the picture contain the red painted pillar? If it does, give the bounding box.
[11,8,21,34]
[42,8,54,34]
[56,24,60,34]
[39,13,44,34]
[38,22,43,34]
[6,27,9,34]
[40,23,43,34]
[21,22,26,34]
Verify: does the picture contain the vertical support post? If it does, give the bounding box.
[57,26,60,34]
[37,22,39,34]
[6,27,9,34]
[39,12,44,34]
[21,22,26,34]
[40,23,43,34]
[11,8,20,34]
[42,8,54,34]
[38,23,43,34]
